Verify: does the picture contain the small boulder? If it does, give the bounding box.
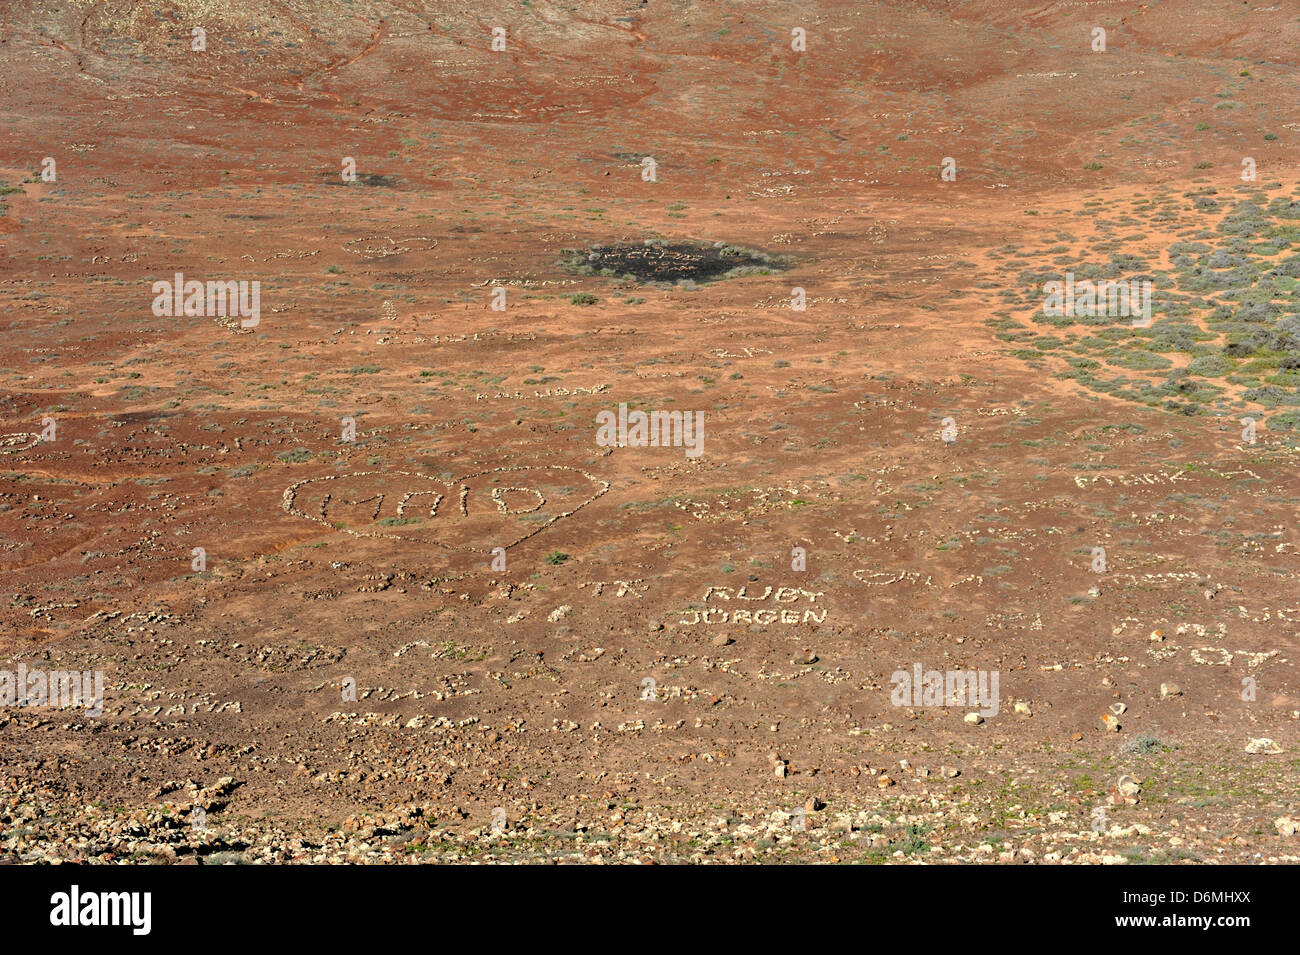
[1245,738,1282,755]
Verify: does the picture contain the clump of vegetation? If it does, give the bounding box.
[560,240,787,286]
[893,824,933,855]
[1121,733,1179,755]
[998,188,1300,435]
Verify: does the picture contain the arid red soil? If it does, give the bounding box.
[1,0,1299,863]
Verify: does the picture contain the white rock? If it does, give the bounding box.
[1246,738,1282,755]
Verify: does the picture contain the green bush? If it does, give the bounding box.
[1186,353,1233,377]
